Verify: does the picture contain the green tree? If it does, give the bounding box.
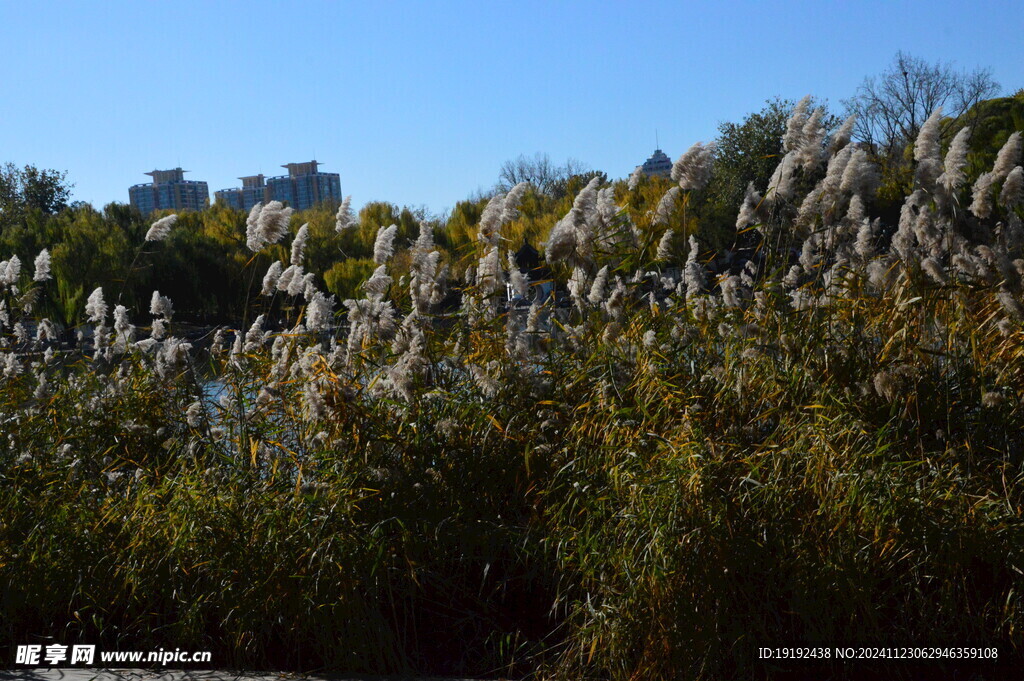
[0,163,73,231]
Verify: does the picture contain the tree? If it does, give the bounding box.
[496,153,591,198]
[0,163,73,226]
[843,51,1000,158]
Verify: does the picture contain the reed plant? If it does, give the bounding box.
[1,100,1023,679]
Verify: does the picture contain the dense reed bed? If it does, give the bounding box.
[2,98,1024,679]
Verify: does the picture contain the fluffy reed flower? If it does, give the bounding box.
[290,224,309,266]
[992,132,1022,179]
[922,257,948,285]
[33,249,51,282]
[150,291,173,318]
[735,183,763,230]
[245,202,264,250]
[544,213,577,263]
[783,96,812,152]
[305,291,335,332]
[36,318,56,342]
[276,264,301,295]
[588,265,609,306]
[261,261,283,296]
[914,108,943,165]
[151,318,167,340]
[335,195,355,232]
[656,229,675,261]
[362,265,392,298]
[720,274,742,308]
[478,193,506,247]
[185,401,203,428]
[628,166,644,191]
[795,107,826,170]
[507,252,528,298]
[145,214,178,242]
[243,315,266,352]
[840,148,880,198]
[937,126,972,194]
[970,172,996,218]
[829,115,856,154]
[256,201,294,249]
[671,142,716,191]
[683,235,705,297]
[113,305,135,344]
[567,267,588,310]
[502,181,530,224]
[1,255,21,287]
[476,245,504,297]
[85,287,107,323]
[767,152,797,202]
[912,108,944,190]
[1001,166,1024,208]
[653,186,680,226]
[373,224,398,264]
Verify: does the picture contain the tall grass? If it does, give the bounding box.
[2,100,1024,679]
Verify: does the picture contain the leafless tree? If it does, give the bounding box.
[843,51,1000,158]
[496,153,590,196]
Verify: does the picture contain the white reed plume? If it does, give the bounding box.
[913,108,943,188]
[567,266,588,310]
[854,218,876,260]
[113,305,135,349]
[1000,166,1024,209]
[261,261,283,296]
[672,142,716,191]
[290,223,309,266]
[305,291,335,332]
[502,181,530,224]
[256,201,294,249]
[588,265,609,306]
[545,214,576,263]
[507,252,528,298]
[243,314,266,352]
[478,193,506,247]
[288,268,308,298]
[783,96,812,153]
[373,224,398,264]
[414,220,434,253]
[937,126,972,194]
[736,183,763,230]
[839,148,880,198]
[85,287,107,323]
[245,202,264,250]
[795,107,826,171]
[276,264,300,295]
[656,229,675,261]
[971,171,997,218]
[993,132,1022,179]
[767,152,798,202]
[33,249,51,282]
[683,235,705,297]
[829,115,856,154]
[36,318,56,343]
[335,195,355,232]
[185,402,203,428]
[151,318,167,340]
[362,265,392,299]
[628,166,644,190]
[150,291,173,318]
[145,214,178,242]
[653,186,681,226]
[1,255,21,287]
[476,245,504,297]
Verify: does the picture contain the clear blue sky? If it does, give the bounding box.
[2,1,1022,217]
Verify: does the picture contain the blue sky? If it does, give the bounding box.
[2,1,1022,216]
